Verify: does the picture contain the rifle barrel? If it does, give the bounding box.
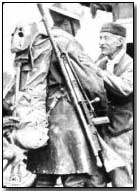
[37,3,103,167]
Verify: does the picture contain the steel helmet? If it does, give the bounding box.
[49,3,83,21]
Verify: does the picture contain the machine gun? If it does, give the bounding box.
[37,3,125,171]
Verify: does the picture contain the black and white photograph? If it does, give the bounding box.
[2,2,134,188]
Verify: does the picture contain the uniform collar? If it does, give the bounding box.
[107,48,126,65]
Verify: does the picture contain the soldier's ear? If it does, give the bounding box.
[117,36,125,47]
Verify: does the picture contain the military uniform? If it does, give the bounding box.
[27,26,107,187]
[3,22,49,187]
[25,3,110,187]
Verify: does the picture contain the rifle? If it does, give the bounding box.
[37,3,125,171]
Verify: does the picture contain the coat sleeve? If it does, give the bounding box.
[98,60,133,97]
[31,34,52,76]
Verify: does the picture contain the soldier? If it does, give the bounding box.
[3,21,49,187]
[27,3,108,187]
[80,22,133,187]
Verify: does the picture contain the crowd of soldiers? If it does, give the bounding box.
[3,3,133,187]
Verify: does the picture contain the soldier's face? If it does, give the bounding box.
[99,32,122,56]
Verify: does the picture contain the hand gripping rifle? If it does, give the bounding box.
[37,3,125,171]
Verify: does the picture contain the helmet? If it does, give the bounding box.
[49,3,83,21]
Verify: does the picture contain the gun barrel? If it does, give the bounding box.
[37,3,45,16]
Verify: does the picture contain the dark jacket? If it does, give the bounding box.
[27,28,107,175]
[96,52,133,136]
